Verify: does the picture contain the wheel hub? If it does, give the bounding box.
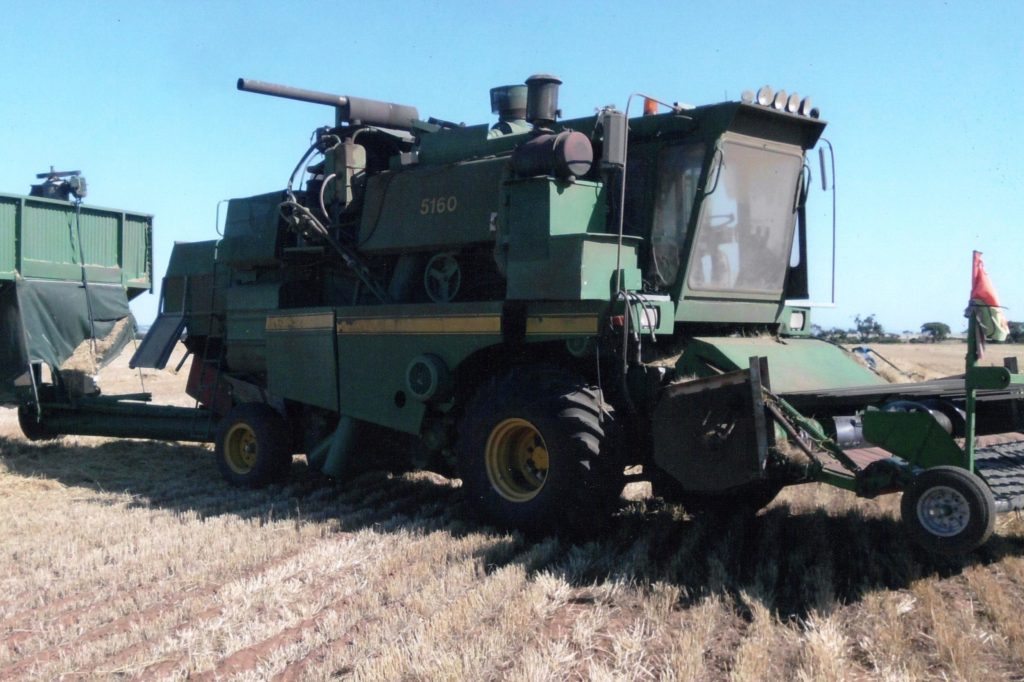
[916,485,971,537]
[225,424,259,474]
[485,418,549,502]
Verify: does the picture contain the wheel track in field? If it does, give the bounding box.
[339,537,565,681]
[185,511,482,681]
[0,470,400,636]
[0,529,364,678]
[121,525,443,679]
[0,472,460,674]
[2,478,461,678]
[0,482,310,621]
[0,459,388,616]
[138,505,468,680]
[272,537,563,681]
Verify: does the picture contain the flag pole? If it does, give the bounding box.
[964,251,982,471]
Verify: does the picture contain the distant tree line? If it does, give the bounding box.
[811,316,1024,344]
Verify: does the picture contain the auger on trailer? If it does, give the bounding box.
[4,77,1023,556]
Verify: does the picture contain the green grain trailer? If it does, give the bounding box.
[1,171,153,431]
[9,80,1024,555]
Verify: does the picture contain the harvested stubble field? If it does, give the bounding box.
[2,344,1024,681]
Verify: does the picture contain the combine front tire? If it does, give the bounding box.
[457,368,622,536]
[215,403,292,487]
[900,466,996,555]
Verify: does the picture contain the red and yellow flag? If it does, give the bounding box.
[971,251,1009,351]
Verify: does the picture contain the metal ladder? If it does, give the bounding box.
[188,260,228,442]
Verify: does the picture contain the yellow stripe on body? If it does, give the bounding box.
[266,312,334,332]
[525,315,599,335]
[336,315,502,335]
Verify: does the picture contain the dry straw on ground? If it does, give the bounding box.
[1,343,1024,680]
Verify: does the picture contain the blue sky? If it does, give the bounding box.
[1,0,1020,333]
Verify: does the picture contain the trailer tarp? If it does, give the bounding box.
[0,282,27,401]
[0,277,133,403]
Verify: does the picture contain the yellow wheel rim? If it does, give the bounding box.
[485,418,549,502]
[225,423,259,475]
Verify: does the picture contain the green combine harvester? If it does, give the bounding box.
[3,77,1023,556]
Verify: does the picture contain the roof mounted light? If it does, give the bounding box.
[747,85,819,118]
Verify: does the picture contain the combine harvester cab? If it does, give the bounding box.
[0,170,154,438]
[11,79,1024,557]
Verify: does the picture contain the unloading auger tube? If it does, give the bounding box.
[237,78,420,130]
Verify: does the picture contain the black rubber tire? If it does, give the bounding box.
[17,405,58,442]
[900,465,996,556]
[215,403,292,487]
[456,367,622,536]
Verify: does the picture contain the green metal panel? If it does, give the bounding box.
[334,301,505,435]
[678,336,886,393]
[507,233,641,300]
[122,215,152,293]
[265,309,338,411]
[357,157,507,253]
[416,123,523,166]
[330,300,617,434]
[220,192,284,268]
[166,240,219,278]
[501,177,640,300]
[0,192,151,292]
[503,177,606,240]
[967,366,1013,390]
[861,411,966,469]
[224,282,280,373]
[162,240,223,339]
[0,198,15,279]
[675,298,789,325]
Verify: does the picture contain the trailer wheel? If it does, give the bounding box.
[457,368,622,536]
[215,403,292,487]
[901,466,996,555]
[17,405,58,442]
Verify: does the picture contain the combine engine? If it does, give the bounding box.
[9,77,1024,555]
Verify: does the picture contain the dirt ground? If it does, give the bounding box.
[2,343,1024,680]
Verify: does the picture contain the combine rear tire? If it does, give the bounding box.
[457,368,622,536]
[901,466,996,555]
[215,403,292,487]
